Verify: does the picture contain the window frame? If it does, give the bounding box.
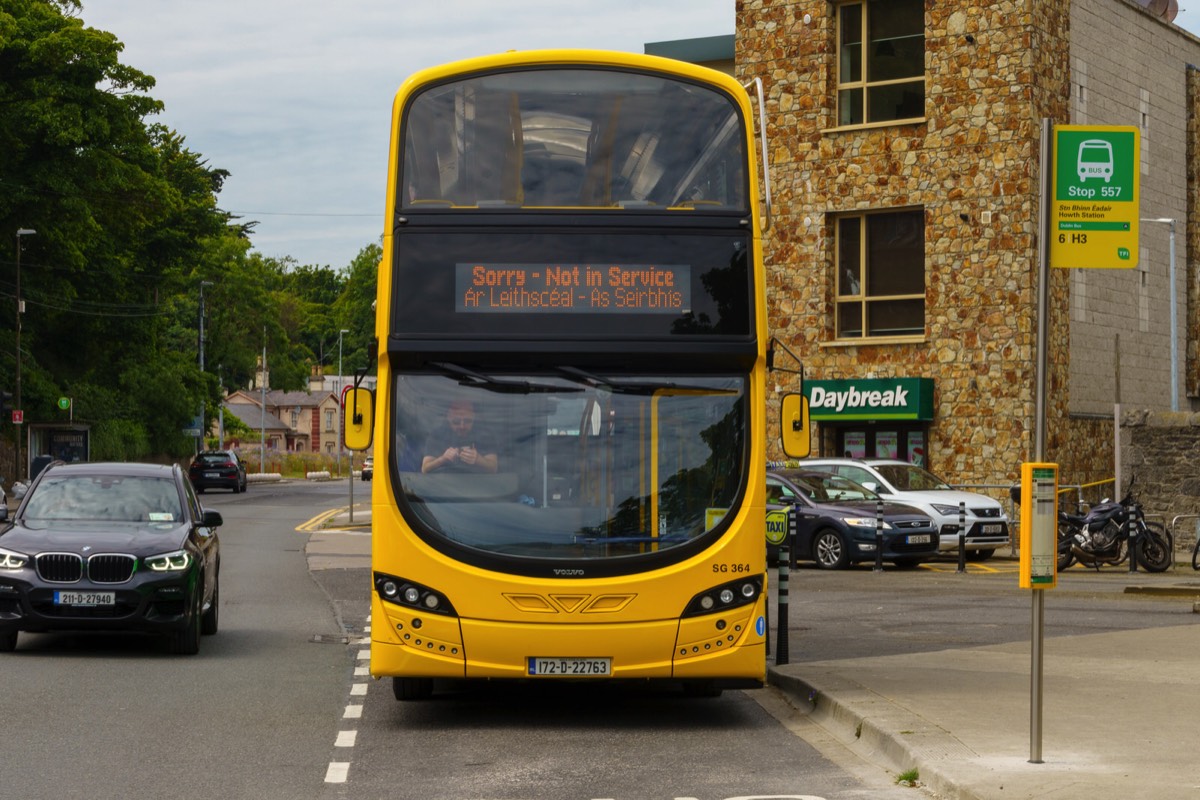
[833,207,926,342]
[834,0,926,130]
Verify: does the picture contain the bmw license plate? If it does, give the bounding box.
[906,534,932,544]
[205,471,220,478]
[54,591,115,606]
[982,524,1003,534]
[527,657,611,677]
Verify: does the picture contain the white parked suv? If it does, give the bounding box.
[798,458,1010,560]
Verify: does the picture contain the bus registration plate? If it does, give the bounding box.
[527,657,611,677]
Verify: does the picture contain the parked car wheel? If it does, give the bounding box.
[812,529,850,569]
[201,572,219,636]
[167,590,202,655]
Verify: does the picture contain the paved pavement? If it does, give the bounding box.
[311,507,1200,800]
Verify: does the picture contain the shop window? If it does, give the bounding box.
[835,208,925,340]
[836,0,925,127]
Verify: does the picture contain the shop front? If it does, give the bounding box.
[803,378,934,467]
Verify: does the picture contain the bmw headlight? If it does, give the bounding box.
[145,550,191,572]
[844,517,891,529]
[0,547,30,570]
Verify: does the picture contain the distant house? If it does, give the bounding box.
[214,362,374,453]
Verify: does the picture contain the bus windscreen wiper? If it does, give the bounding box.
[431,362,579,395]
[556,366,736,396]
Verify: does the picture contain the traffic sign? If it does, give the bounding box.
[12,410,23,424]
[57,397,71,410]
[1049,125,1139,268]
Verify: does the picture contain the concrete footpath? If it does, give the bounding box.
[312,508,1200,800]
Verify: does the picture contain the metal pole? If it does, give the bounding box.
[775,505,796,666]
[259,329,266,473]
[1140,218,1178,411]
[957,500,967,573]
[1029,117,1053,765]
[338,328,348,479]
[15,229,35,482]
[874,498,884,572]
[1167,220,1178,412]
[198,281,212,452]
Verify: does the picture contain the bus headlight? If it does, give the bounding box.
[373,572,457,617]
[683,575,762,618]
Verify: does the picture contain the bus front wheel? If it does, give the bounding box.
[392,677,434,701]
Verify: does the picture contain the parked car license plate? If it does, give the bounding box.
[982,524,1003,534]
[205,471,220,478]
[54,591,115,606]
[527,657,611,676]
[906,534,932,544]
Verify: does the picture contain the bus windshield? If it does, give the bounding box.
[401,67,748,210]
[391,372,746,563]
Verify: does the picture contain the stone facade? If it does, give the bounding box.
[1121,410,1200,546]
[736,0,1197,495]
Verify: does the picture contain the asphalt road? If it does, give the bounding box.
[7,479,1195,800]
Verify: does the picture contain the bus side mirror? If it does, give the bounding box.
[343,387,375,451]
[780,393,810,459]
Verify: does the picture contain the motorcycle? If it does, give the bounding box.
[1057,477,1172,573]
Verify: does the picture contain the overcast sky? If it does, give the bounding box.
[78,1,734,270]
[78,2,1199,271]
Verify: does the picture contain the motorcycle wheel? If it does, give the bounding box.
[1057,521,1077,571]
[1136,522,1172,573]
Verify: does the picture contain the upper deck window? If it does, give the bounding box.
[400,68,748,210]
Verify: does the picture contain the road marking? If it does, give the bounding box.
[344,704,363,719]
[335,731,357,748]
[324,762,350,783]
[358,649,370,660]
[351,683,367,696]
[355,665,369,676]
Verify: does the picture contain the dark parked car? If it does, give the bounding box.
[189,450,247,493]
[0,461,222,654]
[766,469,939,569]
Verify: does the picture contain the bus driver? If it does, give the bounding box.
[421,399,498,474]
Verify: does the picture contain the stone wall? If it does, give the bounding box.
[1120,410,1200,544]
[738,0,1071,487]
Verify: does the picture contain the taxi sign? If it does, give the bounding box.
[1049,125,1139,269]
[766,509,788,545]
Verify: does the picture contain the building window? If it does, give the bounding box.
[837,0,925,126]
[291,410,299,428]
[325,409,335,431]
[835,208,925,339]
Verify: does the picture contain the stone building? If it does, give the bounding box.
[730,0,1198,498]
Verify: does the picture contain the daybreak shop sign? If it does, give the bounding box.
[804,378,934,421]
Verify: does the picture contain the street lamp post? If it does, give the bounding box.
[337,329,349,478]
[1140,218,1178,411]
[198,280,214,452]
[15,228,36,482]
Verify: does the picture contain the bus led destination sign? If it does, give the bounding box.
[456,263,691,314]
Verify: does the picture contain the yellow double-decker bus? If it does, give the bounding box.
[344,49,772,699]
